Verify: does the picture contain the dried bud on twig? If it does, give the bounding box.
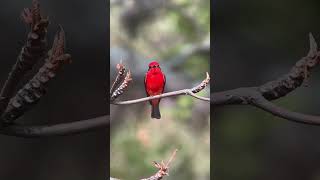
[110,71,132,101]
[0,0,49,114]
[2,28,71,123]
[259,33,320,100]
[21,0,48,33]
[31,0,41,24]
[110,63,126,94]
[191,72,210,93]
[141,149,178,180]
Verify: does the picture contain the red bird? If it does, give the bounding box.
[144,61,166,119]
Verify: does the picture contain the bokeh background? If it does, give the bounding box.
[0,0,108,179]
[110,0,210,179]
[213,0,320,180]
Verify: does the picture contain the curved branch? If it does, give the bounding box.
[188,91,210,101]
[112,89,209,105]
[211,87,320,125]
[258,33,320,100]
[0,115,109,137]
[211,33,320,125]
[251,96,320,125]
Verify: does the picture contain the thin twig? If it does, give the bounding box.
[140,149,178,180]
[165,149,178,167]
[251,96,320,125]
[112,89,209,105]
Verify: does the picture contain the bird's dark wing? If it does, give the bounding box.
[144,73,153,105]
[144,73,150,97]
[157,73,166,104]
[162,73,166,94]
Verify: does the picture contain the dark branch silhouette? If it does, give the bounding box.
[0,115,108,137]
[0,0,108,137]
[211,33,320,125]
[0,0,48,114]
[2,27,71,124]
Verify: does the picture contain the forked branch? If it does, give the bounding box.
[0,0,48,114]
[0,0,108,137]
[0,115,108,137]
[2,27,71,124]
[140,149,178,180]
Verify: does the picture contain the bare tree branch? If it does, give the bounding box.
[0,115,108,137]
[258,33,319,100]
[113,89,209,105]
[0,0,108,138]
[211,33,320,125]
[111,72,210,105]
[251,96,320,125]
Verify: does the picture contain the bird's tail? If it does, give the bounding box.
[151,104,161,119]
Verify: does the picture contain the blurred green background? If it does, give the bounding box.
[213,0,320,180]
[110,0,210,179]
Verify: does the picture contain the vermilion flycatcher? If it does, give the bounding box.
[144,61,166,119]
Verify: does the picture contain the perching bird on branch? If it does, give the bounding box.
[144,61,166,119]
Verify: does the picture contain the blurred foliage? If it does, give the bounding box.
[111,0,210,63]
[110,112,210,179]
[111,0,210,179]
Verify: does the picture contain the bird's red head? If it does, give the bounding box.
[148,61,160,68]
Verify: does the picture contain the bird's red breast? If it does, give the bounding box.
[144,61,166,105]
